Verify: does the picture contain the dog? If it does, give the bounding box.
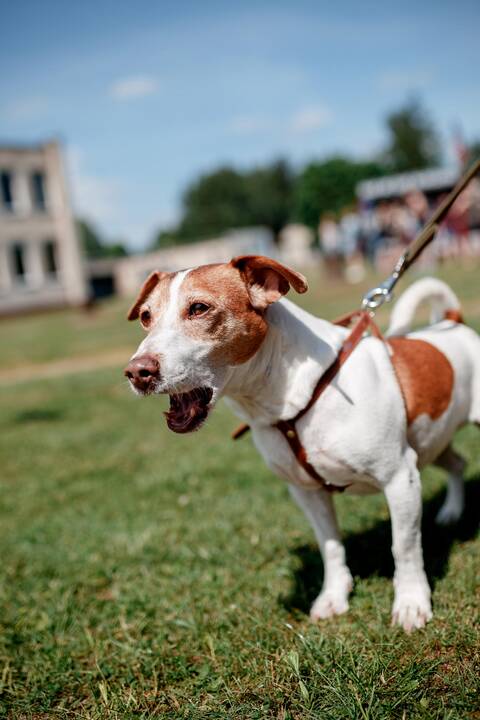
[124,255,480,632]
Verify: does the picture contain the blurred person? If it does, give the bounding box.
[467,178,480,256]
[436,192,457,262]
[368,200,397,267]
[359,203,380,264]
[339,205,360,258]
[339,205,365,283]
[404,190,430,229]
[390,198,418,245]
[435,199,454,262]
[318,213,343,279]
[445,189,472,259]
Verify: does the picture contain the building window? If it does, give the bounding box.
[43,239,58,277]
[11,243,26,280]
[1,171,13,211]
[31,171,47,211]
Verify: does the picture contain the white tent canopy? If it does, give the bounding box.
[357,166,460,202]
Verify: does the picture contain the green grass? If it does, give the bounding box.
[0,262,479,718]
[0,298,141,371]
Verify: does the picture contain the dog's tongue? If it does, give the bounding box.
[165,387,213,433]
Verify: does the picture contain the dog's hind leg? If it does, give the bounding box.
[384,447,432,632]
[434,445,466,525]
[289,484,353,620]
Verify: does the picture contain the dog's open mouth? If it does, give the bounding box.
[165,387,213,433]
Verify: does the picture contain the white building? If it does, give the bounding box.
[0,140,88,315]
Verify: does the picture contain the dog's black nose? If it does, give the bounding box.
[124,354,160,393]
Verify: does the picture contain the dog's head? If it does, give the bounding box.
[124,255,307,433]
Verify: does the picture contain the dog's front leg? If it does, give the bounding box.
[289,484,353,620]
[384,447,432,632]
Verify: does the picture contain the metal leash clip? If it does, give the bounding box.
[361,255,408,311]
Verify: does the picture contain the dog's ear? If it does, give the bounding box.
[231,255,308,311]
[127,270,167,320]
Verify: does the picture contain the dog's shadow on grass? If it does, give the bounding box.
[281,475,480,614]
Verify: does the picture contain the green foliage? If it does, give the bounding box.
[151,228,183,249]
[243,159,294,236]
[151,160,294,247]
[382,98,441,173]
[105,242,129,258]
[77,218,103,258]
[294,156,385,229]
[153,156,385,245]
[179,166,251,239]
[77,219,128,259]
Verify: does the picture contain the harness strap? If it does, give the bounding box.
[232,310,385,492]
[292,310,383,424]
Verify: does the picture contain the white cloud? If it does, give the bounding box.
[290,105,333,133]
[377,69,433,93]
[229,114,270,135]
[229,105,333,137]
[109,75,159,101]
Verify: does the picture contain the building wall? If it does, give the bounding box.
[0,141,88,315]
[114,228,276,297]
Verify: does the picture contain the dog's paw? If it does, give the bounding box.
[310,591,350,620]
[435,501,463,526]
[391,586,432,632]
[310,574,353,621]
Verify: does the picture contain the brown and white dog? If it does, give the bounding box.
[124,256,480,632]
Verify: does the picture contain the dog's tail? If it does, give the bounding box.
[387,277,462,336]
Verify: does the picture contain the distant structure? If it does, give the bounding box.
[278,223,316,268]
[0,140,88,315]
[356,166,459,204]
[88,227,277,299]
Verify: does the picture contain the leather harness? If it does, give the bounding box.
[232,309,385,493]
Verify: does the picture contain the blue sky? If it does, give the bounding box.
[1,0,479,249]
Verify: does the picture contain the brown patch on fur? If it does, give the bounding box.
[444,309,464,324]
[127,271,170,320]
[388,337,454,425]
[231,255,308,310]
[180,264,268,364]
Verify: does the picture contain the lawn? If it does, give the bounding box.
[0,262,479,719]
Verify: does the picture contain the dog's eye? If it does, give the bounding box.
[140,309,152,327]
[189,302,210,317]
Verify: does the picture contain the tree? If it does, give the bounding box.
[382,99,440,173]
[104,242,128,258]
[244,160,294,237]
[294,156,385,229]
[76,219,128,258]
[150,228,183,249]
[77,219,103,258]
[150,159,295,247]
[177,167,251,240]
